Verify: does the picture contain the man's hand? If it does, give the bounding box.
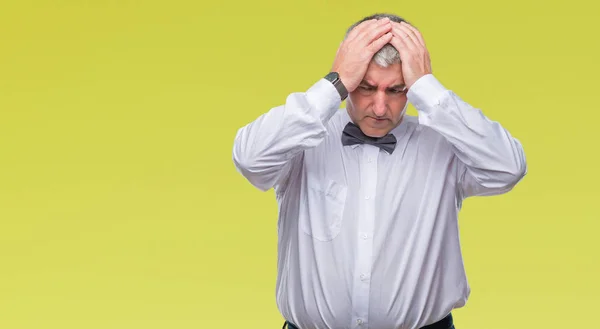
[331,18,393,93]
[389,21,432,89]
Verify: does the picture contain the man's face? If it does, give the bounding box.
[346,61,408,137]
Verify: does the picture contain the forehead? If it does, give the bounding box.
[363,62,404,87]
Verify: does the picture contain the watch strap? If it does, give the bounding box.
[324,72,348,101]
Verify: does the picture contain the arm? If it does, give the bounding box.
[233,18,396,192]
[232,79,341,192]
[390,22,526,199]
[408,74,527,198]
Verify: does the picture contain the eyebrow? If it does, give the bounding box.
[359,80,406,90]
[388,84,407,90]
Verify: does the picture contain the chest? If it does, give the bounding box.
[302,131,458,200]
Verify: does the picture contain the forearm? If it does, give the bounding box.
[408,74,527,194]
[232,78,341,191]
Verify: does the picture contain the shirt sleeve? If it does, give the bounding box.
[232,78,342,192]
[407,74,527,199]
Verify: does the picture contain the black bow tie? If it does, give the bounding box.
[341,122,397,154]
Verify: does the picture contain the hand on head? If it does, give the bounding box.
[388,21,432,89]
[331,18,394,93]
[331,18,432,91]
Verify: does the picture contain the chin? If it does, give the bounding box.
[362,127,389,138]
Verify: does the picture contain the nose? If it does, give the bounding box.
[372,91,387,117]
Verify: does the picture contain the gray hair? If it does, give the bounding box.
[344,13,409,68]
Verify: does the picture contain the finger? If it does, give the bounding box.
[392,24,418,51]
[360,20,392,46]
[393,23,420,50]
[367,32,393,54]
[353,17,391,43]
[393,32,421,67]
[389,33,410,58]
[346,18,380,42]
[401,21,426,47]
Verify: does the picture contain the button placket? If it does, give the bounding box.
[351,145,379,328]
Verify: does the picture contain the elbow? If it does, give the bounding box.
[509,145,528,185]
[515,159,528,181]
[232,145,272,192]
[232,129,256,176]
[507,161,527,188]
[232,143,251,174]
[499,155,528,190]
[497,139,528,189]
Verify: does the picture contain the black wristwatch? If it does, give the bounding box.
[324,72,348,101]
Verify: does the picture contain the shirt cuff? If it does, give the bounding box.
[407,74,448,115]
[305,78,343,124]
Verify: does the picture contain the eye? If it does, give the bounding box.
[358,85,376,94]
[389,88,407,94]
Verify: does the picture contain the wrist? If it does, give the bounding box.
[407,74,446,112]
[324,71,348,101]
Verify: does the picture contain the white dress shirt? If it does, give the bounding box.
[232,74,527,329]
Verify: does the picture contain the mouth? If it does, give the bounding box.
[367,116,388,124]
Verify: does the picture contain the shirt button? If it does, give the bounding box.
[367,157,372,163]
[365,196,370,200]
[357,319,363,325]
[360,274,369,281]
[361,233,368,240]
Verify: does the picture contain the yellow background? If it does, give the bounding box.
[1,0,598,328]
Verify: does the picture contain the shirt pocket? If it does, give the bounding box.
[300,175,348,241]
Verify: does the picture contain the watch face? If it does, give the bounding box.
[325,72,339,82]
